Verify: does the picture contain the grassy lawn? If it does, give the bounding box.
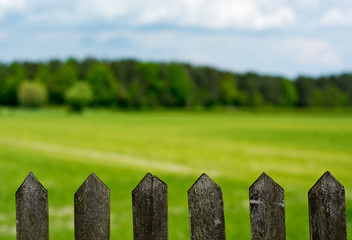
[0,108,352,239]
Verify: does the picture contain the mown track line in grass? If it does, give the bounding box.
[1,133,351,181]
[0,135,222,177]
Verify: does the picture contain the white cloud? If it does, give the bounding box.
[129,0,297,30]
[172,0,296,30]
[24,0,127,25]
[281,38,341,66]
[76,0,127,20]
[0,0,26,18]
[321,8,352,26]
[296,0,319,8]
[20,0,296,30]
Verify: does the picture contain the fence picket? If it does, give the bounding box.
[308,171,347,240]
[16,172,49,240]
[132,172,168,240]
[12,171,350,240]
[74,172,110,240]
[249,172,286,240]
[188,173,225,240]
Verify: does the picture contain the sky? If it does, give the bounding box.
[0,0,351,77]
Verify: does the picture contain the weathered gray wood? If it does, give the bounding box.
[188,173,225,240]
[249,172,286,240]
[16,172,49,240]
[308,171,347,240]
[132,173,168,240]
[74,173,110,240]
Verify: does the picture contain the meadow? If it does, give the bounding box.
[0,108,352,239]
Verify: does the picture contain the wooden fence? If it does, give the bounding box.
[15,171,346,240]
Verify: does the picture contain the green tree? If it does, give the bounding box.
[220,73,246,106]
[48,60,78,104]
[0,62,26,105]
[65,82,93,112]
[239,73,264,107]
[220,73,237,105]
[260,76,283,106]
[0,63,9,105]
[166,64,193,107]
[36,64,53,87]
[295,76,315,107]
[22,61,40,80]
[327,74,352,106]
[109,60,141,108]
[281,78,298,107]
[314,84,347,107]
[86,63,118,106]
[129,81,147,109]
[116,83,131,108]
[139,62,164,107]
[188,66,222,107]
[17,81,48,108]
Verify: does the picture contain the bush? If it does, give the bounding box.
[65,82,93,112]
[17,81,48,108]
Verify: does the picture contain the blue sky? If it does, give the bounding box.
[0,0,351,77]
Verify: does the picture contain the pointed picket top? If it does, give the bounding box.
[132,172,168,240]
[16,171,47,196]
[75,172,110,240]
[75,172,109,197]
[188,173,221,193]
[249,172,284,193]
[16,172,49,240]
[249,172,286,240]
[132,172,153,195]
[132,172,167,196]
[309,171,346,240]
[309,171,343,196]
[188,173,225,240]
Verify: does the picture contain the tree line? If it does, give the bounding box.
[0,58,352,110]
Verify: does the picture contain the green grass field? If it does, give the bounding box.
[0,108,352,239]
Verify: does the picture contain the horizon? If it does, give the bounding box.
[1,57,352,80]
